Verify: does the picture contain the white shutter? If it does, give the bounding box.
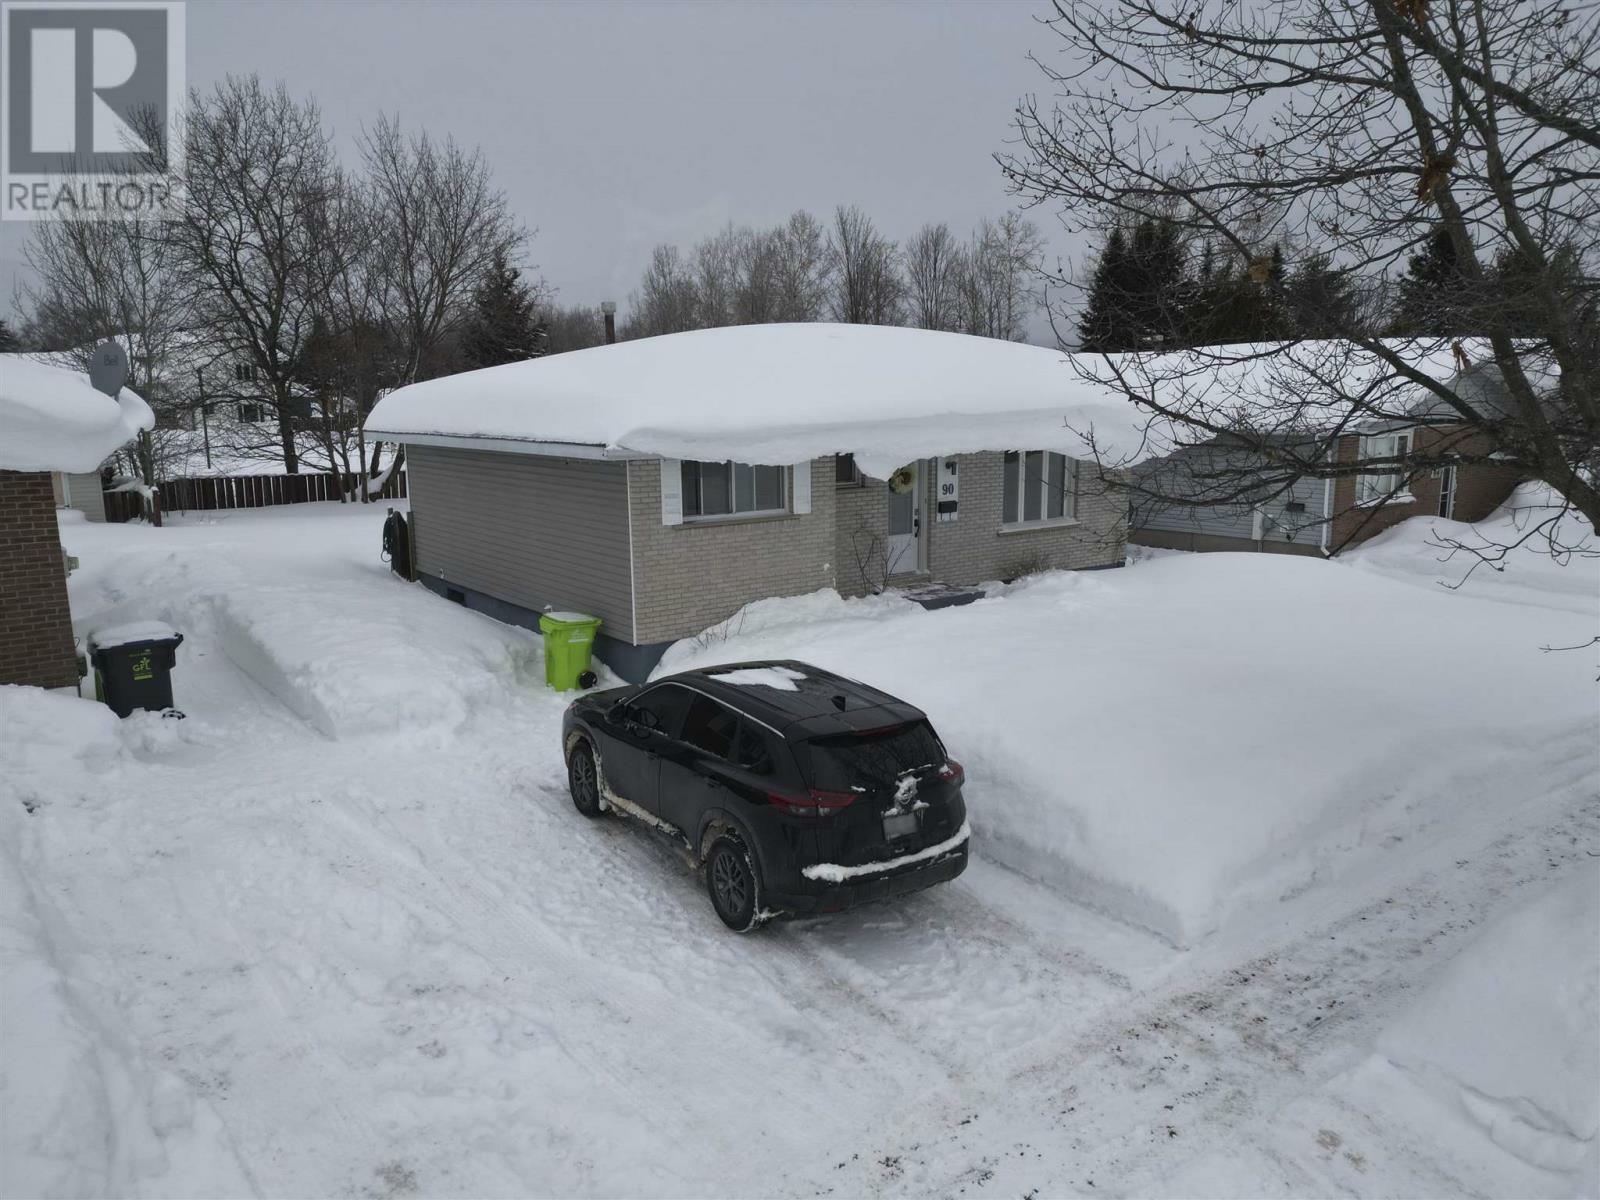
[791,461,811,514]
[660,458,683,525]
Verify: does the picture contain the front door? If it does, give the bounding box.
[885,464,921,577]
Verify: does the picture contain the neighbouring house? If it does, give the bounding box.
[0,356,153,689]
[366,323,1150,681]
[1128,355,1531,556]
[50,468,108,522]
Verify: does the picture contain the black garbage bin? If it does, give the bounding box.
[88,623,184,717]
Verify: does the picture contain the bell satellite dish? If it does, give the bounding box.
[88,341,129,398]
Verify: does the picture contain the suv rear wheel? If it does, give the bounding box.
[707,834,763,932]
[567,740,603,818]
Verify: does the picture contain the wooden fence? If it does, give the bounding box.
[103,470,405,523]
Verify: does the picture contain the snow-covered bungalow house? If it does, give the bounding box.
[0,357,153,689]
[366,323,1148,680]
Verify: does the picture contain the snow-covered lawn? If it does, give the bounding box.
[2,500,1595,1199]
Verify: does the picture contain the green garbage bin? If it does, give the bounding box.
[538,611,601,691]
[88,622,184,717]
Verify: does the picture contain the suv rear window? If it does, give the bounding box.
[800,721,945,791]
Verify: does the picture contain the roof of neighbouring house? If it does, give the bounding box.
[0,355,154,474]
[365,323,1158,478]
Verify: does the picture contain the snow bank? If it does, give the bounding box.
[0,355,153,473]
[366,323,1155,478]
[0,689,253,1199]
[1346,482,1600,616]
[1378,864,1600,1183]
[658,555,1597,945]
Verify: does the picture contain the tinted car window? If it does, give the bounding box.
[680,694,739,760]
[629,684,694,739]
[734,723,777,775]
[802,721,945,790]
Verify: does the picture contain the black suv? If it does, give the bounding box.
[561,660,970,930]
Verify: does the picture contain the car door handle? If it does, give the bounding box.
[707,777,724,790]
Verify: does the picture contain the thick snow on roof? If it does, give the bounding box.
[365,323,1155,477]
[0,355,154,473]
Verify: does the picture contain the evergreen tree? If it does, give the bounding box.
[462,253,546,369]
[1391,226,1474,335]
[0,318,18,352]
[1283,250,1362,338]
[1079,217,1190,350]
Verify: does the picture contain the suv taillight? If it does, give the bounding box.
[937,759,964,785]
[768,788,857,819]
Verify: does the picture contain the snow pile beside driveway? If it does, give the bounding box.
[1378,862,1600,1184]
[61,508,547,740]
[660,555,1597,945]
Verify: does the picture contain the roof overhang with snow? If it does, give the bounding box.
[365,323,1156,479]
[0,355,155,474]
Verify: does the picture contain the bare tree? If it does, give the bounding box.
[540,302,607,354]
[359,113,524,386]
[771,210,832,322]
[827,205,904,325]
[1002,0,1600,564]
[628,244,701,337]
[905,222,964,331]
[171,76,343,474]
[691,225,744,328]
[956,213,1045,341]
[24,215,190,485]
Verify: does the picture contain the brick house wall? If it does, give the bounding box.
[834,473,889,599]
[924,452,1126,584]
[627,458,839,645]
[0,470,80,689]
[1329,425,1522,551]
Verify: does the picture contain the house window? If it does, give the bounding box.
[234,362,256,383]
[834,453,864,486]
[238,402,266,423]
[1437,464,1456,518]
[1002,451,1077,526]
[1357,431,1411,505]
[681,460,787,519]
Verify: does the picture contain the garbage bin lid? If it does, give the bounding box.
[88,620,182,650]
[541,611,598,624]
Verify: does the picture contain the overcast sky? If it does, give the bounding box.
[0,0,1088,343]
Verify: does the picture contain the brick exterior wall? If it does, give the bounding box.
[924,452,1126,584]
[1329,426,1522,552]
[627,458,839,645]
[834,475,889,598]
[0,470,80,689]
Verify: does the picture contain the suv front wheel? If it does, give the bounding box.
[707,834,764,932]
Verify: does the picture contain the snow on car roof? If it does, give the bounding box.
[706,665,807,691]
[0,355,154,473]
[365,323,1157,478]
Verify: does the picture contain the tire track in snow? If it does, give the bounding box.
[818,780,1599,1198]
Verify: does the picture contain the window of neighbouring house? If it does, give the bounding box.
[1002,451,1077,526]
[681,460,787,519]
[834,453,864,486]
[235,362,256,383]
[1437,464,1456,518]
[1357,431,1411,505]
[238,402,266,423]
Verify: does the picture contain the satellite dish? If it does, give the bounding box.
[88,340,129,398]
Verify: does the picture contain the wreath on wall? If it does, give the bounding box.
[888,463,917,495]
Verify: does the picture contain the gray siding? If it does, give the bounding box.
[1136,469,1328,548]
[407,445,635,641]
[56,472,105,521]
